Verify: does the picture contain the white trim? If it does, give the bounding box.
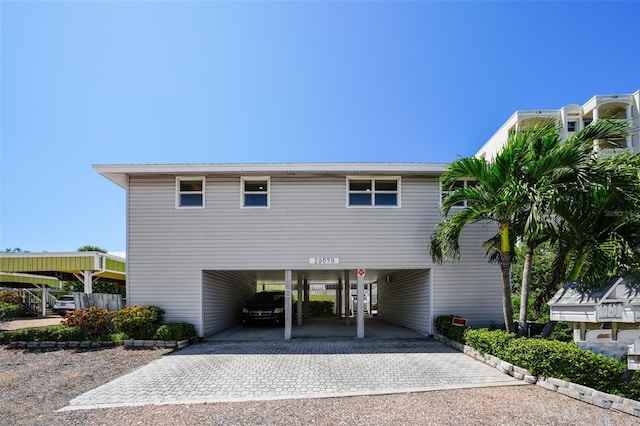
[240,176,270,208]
[93,163,447,188]
[429,268,435,335]
[175,176,206,209]
[345,176,401,208]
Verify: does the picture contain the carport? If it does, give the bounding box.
[201,268,432,340]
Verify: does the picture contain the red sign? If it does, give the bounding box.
[452,317,467,327]
[357,268,366,277]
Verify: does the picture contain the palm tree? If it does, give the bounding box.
[431,138,530,333]
[432,118,633,333]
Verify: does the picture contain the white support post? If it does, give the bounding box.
[593,107,600,153]
[41,285,47,317]
[626,105,633,149]
[357,273,365,338]
[82,271,93,294]
[284,270,292,340]
[344,270,350,326]
[297,272,303,327]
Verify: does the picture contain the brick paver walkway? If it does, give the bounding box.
[62,338,521,410]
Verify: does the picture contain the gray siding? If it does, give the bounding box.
[126,174,502,334]
[433,222,503,327]
[202,271,255,336]
[378,270,430,335]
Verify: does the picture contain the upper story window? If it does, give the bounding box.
[567,121,577,132]
[241,177,270,208]
[347,177,400,207]
[441,179,476,208]
[176,177,205,208]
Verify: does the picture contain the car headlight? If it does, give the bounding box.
[273,307,284,314]
[242,308,248,314]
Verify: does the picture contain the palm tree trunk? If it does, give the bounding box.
[501,252,515,333]
[567,247,586,282]
[500,223,515,333]
[518,244,534,336]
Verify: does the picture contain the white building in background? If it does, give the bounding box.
[476,91,640,160]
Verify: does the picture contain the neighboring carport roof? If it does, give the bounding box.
[0,272,61,288]
[0,251,126,284]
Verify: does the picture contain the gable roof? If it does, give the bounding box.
[548,277,640,307]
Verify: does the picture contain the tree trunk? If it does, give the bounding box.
[567,247,586,282]
[499,223,515,333]
[501,251,515,333]
[518,244,534,336]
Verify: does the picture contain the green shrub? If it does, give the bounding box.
[0,290,21,305]
[464,328,517,359]
[0,325,84,342]
[547,321,573,342]
[62,307,113,340]
[112,305,164,339]
[616,371,640,401]
[501,338,626,393]
[0,302,33,320]
[434,315,469,343]
[153,322,197,341]
[309,300,334,316]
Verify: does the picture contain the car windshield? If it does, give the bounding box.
[250,292,283,303]
[59,296,74,301]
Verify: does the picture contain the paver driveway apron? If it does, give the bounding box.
[61,338,522,410]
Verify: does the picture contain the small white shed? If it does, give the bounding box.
[548,277,640,361]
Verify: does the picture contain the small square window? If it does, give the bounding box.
[347,177,400,207]
[176,177,205,208]
[567,121,577,132]
[242,177,270,208]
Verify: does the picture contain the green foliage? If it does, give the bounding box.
[62,281,84,293]
[547,321,573,342]
[434,315,468,343]
[0,303,33,320]
[502,338,626,393]
[77,245,107,252]
[463,327,638,400]
[0,290,22,305]
[153,322,197,341]
[112,305,164,339]
[0,325,84,342]
[92,281,125,296]
[464,328,517,359]
[62,307,113,340]
[309,300,334,316]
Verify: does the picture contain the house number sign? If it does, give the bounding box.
[309,257,339,265]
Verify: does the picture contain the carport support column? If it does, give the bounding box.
[357,272,364,338]
[336,278,342,318]
[344,270,350,326]
[297,272,303,326]
[82,271,93,294]
[284,270,292,340]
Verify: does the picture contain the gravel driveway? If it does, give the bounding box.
[1,345,637,425]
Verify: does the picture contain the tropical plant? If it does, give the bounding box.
[431,118,634,333]
[77,245,107,253]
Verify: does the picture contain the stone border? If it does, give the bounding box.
[433,333,640,418]
[4,339,192,350]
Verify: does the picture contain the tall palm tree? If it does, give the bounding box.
[431,138,530,333]
[432,118,633,333]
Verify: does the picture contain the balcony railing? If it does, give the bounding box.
[599,148,630,158]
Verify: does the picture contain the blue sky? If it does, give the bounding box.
[1,1,639,253]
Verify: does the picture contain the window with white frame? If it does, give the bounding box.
[241,177,270,207]
[441,179,475,208]
[176,177,205,208]
[347,177,400,207]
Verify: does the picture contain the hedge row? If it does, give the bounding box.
[434,316,639,402]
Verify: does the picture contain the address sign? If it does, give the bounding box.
[309,257,340,265]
